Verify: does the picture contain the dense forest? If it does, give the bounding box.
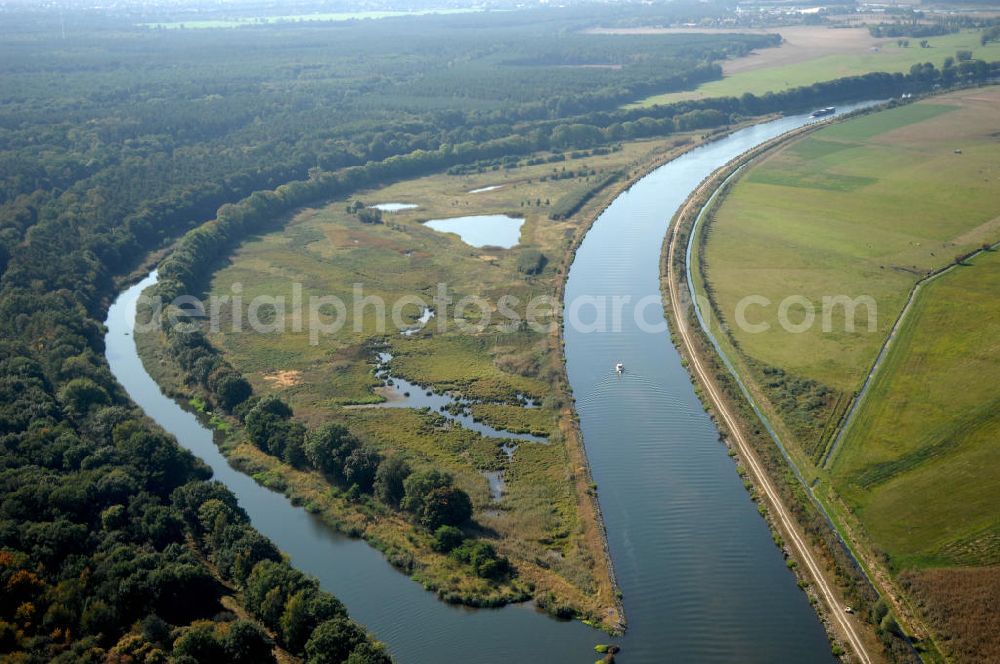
[0,6,782,294]
[2,1,999,661]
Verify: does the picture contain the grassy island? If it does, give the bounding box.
[137,134,709,632]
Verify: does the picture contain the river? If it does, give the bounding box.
[105,108,870,662]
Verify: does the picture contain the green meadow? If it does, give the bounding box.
[630,30,1000,108]
[832,248,1000,570]
[703,91,1000,402]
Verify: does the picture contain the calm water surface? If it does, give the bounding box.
[367,352,546,443]
[560,107,877,663]
[424,214,523,248]
[106,108,872,662]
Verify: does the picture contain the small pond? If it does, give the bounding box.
[484,470,506,502]
[423,214,523,248]
[371,203,419,212]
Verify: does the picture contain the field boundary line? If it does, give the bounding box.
[821,239,1000,468]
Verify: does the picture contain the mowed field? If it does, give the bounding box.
[841,250,1000,663]
[698,89,1000,660]
[624,28,1000,107]
[203,135,691,621]
[833,248,1000,570]
[703,88,1000,401]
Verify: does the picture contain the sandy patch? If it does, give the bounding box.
[375,385,404,401]
[323,225,407,251]
[262,370,302,387]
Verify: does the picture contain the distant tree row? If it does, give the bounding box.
[869,23,955,39]
[235,386,509,578]
[217,387,476,538]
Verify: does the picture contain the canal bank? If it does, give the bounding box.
[660,116,880,664]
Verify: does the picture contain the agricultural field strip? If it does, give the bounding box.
[822,238,1000,468]
[829,247,1000,567]
[681,172,925,638]
[626,28,1000,108]
[700,93,1000,429]
[686,170,824,486]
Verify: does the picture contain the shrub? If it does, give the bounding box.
[209,370,252,411]
[431,525,465,553]
[244,396,299,457]
[423,486,472,530]
[517,249,547,275]
[450,540,512,580]
[344,642,392,664]
[304,618,366,664]
[172,621,225,662]
[223,620,275,664]
[343,447,381,493]
[374,456,411,507]
[357,208,382,224]
[401,469,472,529]
[280,588,346,654]
[58,377,110,415]
[305,423,360,479]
